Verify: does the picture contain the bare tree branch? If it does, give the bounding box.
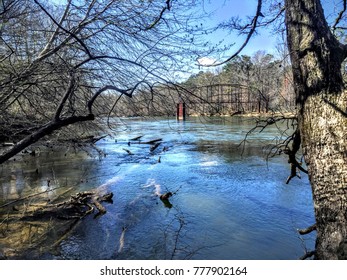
[39,0,72,57]
[144,0,172,31]
[54,75,76,120]
[34,0,93,59]
[87,83,142,114]
[332,0,347,32]
[201,0,263,67]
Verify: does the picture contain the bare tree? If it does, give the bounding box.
[0,0,208,163]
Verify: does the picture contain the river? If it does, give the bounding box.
[0,116,316,259]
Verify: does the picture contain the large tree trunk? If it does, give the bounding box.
[285,0,347,259]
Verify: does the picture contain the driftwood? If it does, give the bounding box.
[298,224,316,235]
[129,136,143,141]
[160,192,173,200]
[99,192,114,203]
[1,142,14,147]
[119,138,161,145]
[159,192,173,208]
[5,190,114,221]
[59,134,108,144]
[118,226,127,253]
[140,138,162,145]
[86,134,108,143]
[123,148,134,155]
[150,142,161,152]
[93,200,106,215]
[0,188,113,259]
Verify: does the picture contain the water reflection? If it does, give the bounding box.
[0,117,316,259]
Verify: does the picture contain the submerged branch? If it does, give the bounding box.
[18,190,113,220]
[0,184,113,259]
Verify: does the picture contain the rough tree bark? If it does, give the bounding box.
[285,0,347,259]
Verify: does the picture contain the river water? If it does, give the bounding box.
[0,116,316,259]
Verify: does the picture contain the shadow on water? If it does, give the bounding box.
[0,117,316,259]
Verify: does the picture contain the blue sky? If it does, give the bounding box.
[197,0,344,61]
[48,1,343,58]
[200,0,280,59]
[47,0,345,70]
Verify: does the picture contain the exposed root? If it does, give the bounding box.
[298,224,317,235]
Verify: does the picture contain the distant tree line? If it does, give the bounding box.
[113,50,295,117]
[181,51,295,116]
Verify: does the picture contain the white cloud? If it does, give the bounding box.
[197,57,217,66]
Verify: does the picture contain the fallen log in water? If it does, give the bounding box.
[298,224,316,235]
[1,142,14,147]
[123,148,134,155]
[159,192,173,208]
[139,138,162,145]
[150,142,161,152]
[115,138,162,145]
[129,135,143,141]
[0,189,114,259]
[21,191,114,220]
[79,134,108,144]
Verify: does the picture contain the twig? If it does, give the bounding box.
[203,0,263,67]
[171,216,185,260]
[332,0,347,32]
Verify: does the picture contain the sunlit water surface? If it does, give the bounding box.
[0,117,316,259]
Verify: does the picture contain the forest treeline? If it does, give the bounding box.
[113,51,295,117]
